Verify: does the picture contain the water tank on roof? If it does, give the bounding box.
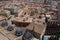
[7,26,14,31]
[15,29,23,36]
[44,6,51,10]
[1,21,8,27]
[23,32,33,40]
[43,36,47,40]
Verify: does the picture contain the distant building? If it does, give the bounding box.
[0,0,8,1]
[53,0,60,1]
[57,3,60,21]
